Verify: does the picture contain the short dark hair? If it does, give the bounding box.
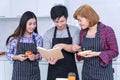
[50,4,68,20]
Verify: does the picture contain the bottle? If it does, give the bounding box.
[68,72,76,80]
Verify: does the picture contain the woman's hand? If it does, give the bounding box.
[84,51,101,57]
[13,54,28,61]
[28,54,38,61]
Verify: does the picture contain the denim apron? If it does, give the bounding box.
[81,27,113,80]
[12,35,40,80]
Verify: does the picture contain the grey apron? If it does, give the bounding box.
[81,25,113,80]
[47,25,79,80]
[12,35,40,80]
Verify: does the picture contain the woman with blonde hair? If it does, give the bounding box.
[73,4,119,80]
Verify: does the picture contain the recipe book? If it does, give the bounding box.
[37,47,64,60]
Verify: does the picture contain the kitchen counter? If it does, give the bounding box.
[0,54,7,61]
[0,55,119,80]
[0,55,119,64]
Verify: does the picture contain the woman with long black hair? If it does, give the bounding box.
[6,11,43,80]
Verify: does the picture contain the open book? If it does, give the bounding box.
[37,47,64,60]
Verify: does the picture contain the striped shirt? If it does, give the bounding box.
[6,32,43,61]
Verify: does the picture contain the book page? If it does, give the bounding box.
[37,47,64,60]
[37,47,49,59]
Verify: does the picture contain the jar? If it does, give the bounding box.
[68,72,76,80]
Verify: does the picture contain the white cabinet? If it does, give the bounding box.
[0,61,5,80]
[0,59,119,80]
[37,0,65,17]
[39,61,48,80]
[0,0,65,18]
[11,0,37,17]
[4,61,13,80]
[117,64,120,80]
[76,62,83,80]
[0,0,11,18]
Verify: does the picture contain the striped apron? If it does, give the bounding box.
[47,26,79,80]
[12,36,40,80]
[81,30,113,80]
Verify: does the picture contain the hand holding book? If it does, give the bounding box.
[37,47,64,61]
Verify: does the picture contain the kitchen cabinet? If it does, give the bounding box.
[36,0,65,17]
[0,0,65,18]
[113,64,117,80]
[39,61,48,80]
[0,0,11,18]
[0,58,118,80]
[11,0,37,17]
[0,61,5,80]
[4,61,13,80]
[76,62,83,80]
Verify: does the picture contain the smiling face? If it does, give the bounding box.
[77,15,89,29]
[25,18,36,34]
[53,16,67,30]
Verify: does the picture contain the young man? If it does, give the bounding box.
[43,5,80,80]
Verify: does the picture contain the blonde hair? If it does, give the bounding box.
[73,4,99,27]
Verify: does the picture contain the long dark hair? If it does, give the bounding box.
[6,11,38,45]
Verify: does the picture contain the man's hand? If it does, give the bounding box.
[72,44,81,52]
[47,57,58,65]
[53,43,65,50]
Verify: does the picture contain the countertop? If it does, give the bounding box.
[0,55,119,64]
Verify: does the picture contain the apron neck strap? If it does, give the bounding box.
[53,24,71,38]
[32,35,37,46]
